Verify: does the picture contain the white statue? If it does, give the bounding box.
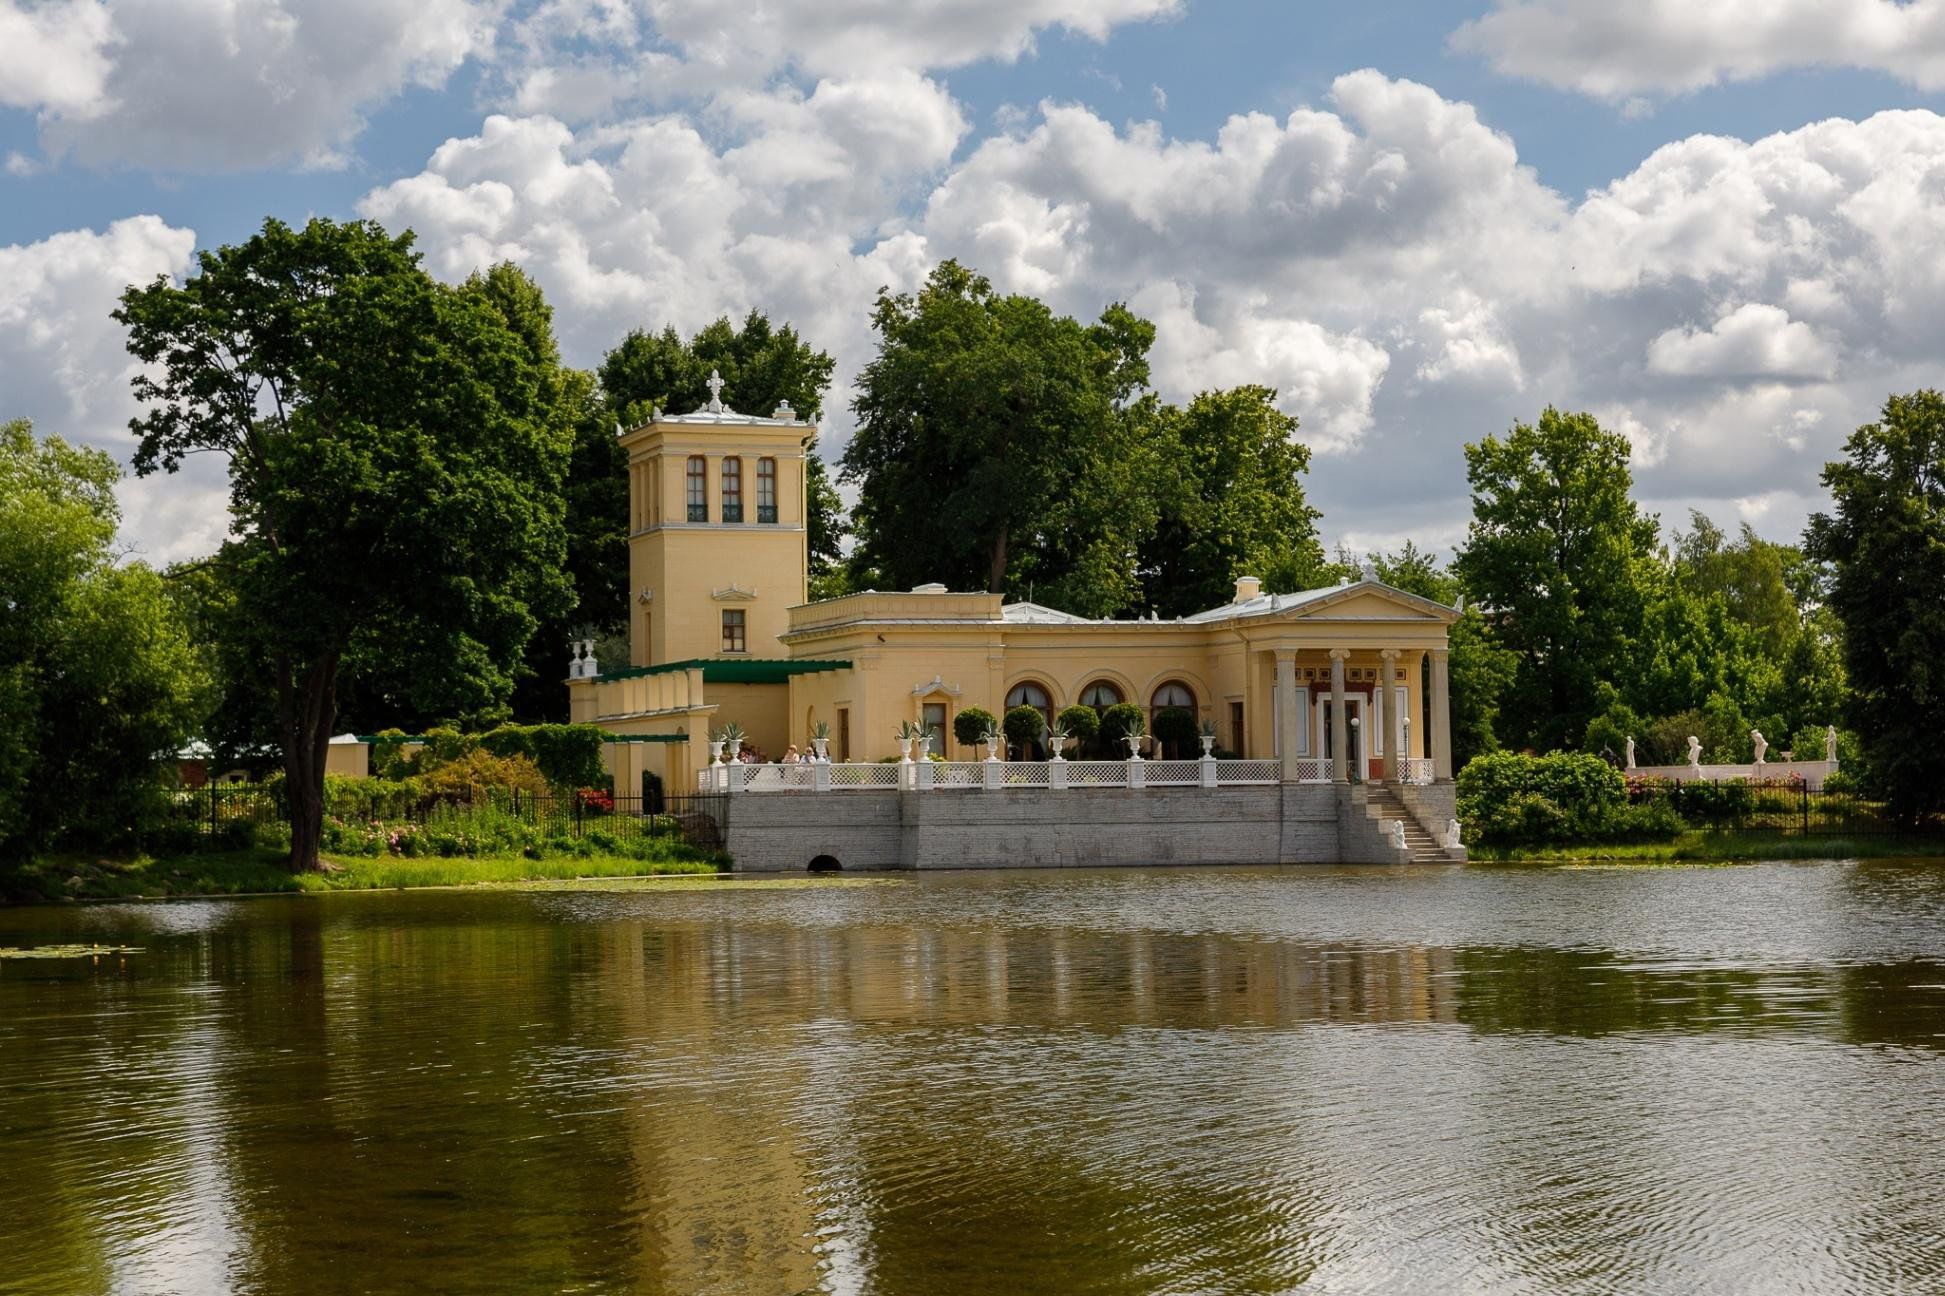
[1446,819,1463,848]
[1624,736,1636,770]
[1826,725,1839,765]
[1685,735,1702,769]
[1751,729,1767,765]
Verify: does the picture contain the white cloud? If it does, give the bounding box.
[17,0,499,170]
[0,0,117,117]
[0,216,233,563]
[349,73,1945,556]
[1646,303,1838,380]
[504,0,1180,120]
[1452,0,1945,101]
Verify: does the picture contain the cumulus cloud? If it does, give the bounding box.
[503,0,1180,120]
[1646,303,1838,381]
[1451,0,1945,101]
[0,0,117,117]
[0,216,233,562]
[347,71,1945,560]
[11,0,499,170]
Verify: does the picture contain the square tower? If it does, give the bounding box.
[619,372,812,665]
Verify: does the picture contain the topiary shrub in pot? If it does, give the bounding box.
[1100,702,1147,755]
[1055,705,1099,756]
[952,706,996,756]
[1003,705,1047,759]
[1152,706,1198,759]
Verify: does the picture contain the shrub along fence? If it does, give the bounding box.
[163,783,728,854]
[1627,779,1909,838]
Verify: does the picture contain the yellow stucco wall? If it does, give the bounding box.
[778,586,1453,764]
[621,410,810,666]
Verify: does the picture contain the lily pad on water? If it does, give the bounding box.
[0,944,143,960]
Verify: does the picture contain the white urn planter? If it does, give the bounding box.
[811,737,829,762]
[1049,735,1068,762]
[1124,735,1144,761]
[1199,735,1216,756]
[983,736,1001,763]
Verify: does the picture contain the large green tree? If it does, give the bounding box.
[843,260,1158,616]
[0,420,207,863]
[1138,386,1326,617]
[116,218,573,869]
[1453,407,1659,752]
[1805,390,1945,820]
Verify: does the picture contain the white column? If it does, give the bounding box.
[1431,647,1453,781]
[1275,650,1301,783]
[1329,649,1349,784]
[1379,649,1399,783]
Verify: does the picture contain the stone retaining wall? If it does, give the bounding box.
[723,784,1438,872]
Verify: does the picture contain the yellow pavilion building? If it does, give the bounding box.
[567,377,1460,801]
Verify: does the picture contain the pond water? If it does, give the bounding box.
[3,861,1945,1296]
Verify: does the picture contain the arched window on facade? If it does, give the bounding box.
[756,457,777,523]
[1005,681,1053,758]
[1150,680,1198,758]
[721,456,743,523]
[1079,681,1123,710]
[686,456,707,522]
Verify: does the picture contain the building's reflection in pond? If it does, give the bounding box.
[3,865,1944,1294]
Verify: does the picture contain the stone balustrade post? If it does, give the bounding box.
[1050,760,1067,791]
[1200,754,1217,788]
[813,761,831,793]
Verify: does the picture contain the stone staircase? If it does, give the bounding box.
[1356,783,1462,863]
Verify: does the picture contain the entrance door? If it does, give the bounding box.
[1316,695,1367,780]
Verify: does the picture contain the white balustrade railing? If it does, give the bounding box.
[696,754,1387,792]
[1146,759,1202,786]
[1397,758,1436,785]
[1227,760,1284,785]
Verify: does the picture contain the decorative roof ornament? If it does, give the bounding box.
[706,368,725,413]
[1360,558,1377,582]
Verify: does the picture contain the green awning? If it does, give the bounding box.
[594,658,851,686]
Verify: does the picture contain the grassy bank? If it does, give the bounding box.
[1469,832,1945,865]
[5,845,723,904]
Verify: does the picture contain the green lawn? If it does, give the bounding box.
[1468,832,1945,865]
[6,846,723,903]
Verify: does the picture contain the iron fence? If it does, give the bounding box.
[1629,781,1930,838]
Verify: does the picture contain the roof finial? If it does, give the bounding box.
[706,369,725,413]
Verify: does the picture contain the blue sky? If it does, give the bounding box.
[5,0,1945,564]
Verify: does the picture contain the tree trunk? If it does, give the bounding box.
[987,526,1009,595]
[278,652,341,872]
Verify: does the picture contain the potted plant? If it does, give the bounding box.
[809,719,831,762]
[1100,701,1147,759]
[722,721,747,762]
[895,718,926,761]
[980,720,1003,762]
[707,728,725,766]
[1047,715,1071,761]
[952,706,996,758]
[1198,717,1218,757]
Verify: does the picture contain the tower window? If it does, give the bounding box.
[687,456,707,522]
[721,609,747,653]
[757,457,777,524]
[721,456,743,523]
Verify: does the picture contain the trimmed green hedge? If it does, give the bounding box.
[1458,750,1681,846]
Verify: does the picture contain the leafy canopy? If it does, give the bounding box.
[0,420,207,862]
[115,217,575,868]
[843,260,1158,615]
[1453,407,1660,752]
[1805,389,1945,820]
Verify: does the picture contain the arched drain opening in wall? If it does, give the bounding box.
[807,854,843,874]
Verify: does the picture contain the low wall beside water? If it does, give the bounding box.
[722,783,1460,872]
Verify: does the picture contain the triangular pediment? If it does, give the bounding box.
[1281,582,1456,623]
